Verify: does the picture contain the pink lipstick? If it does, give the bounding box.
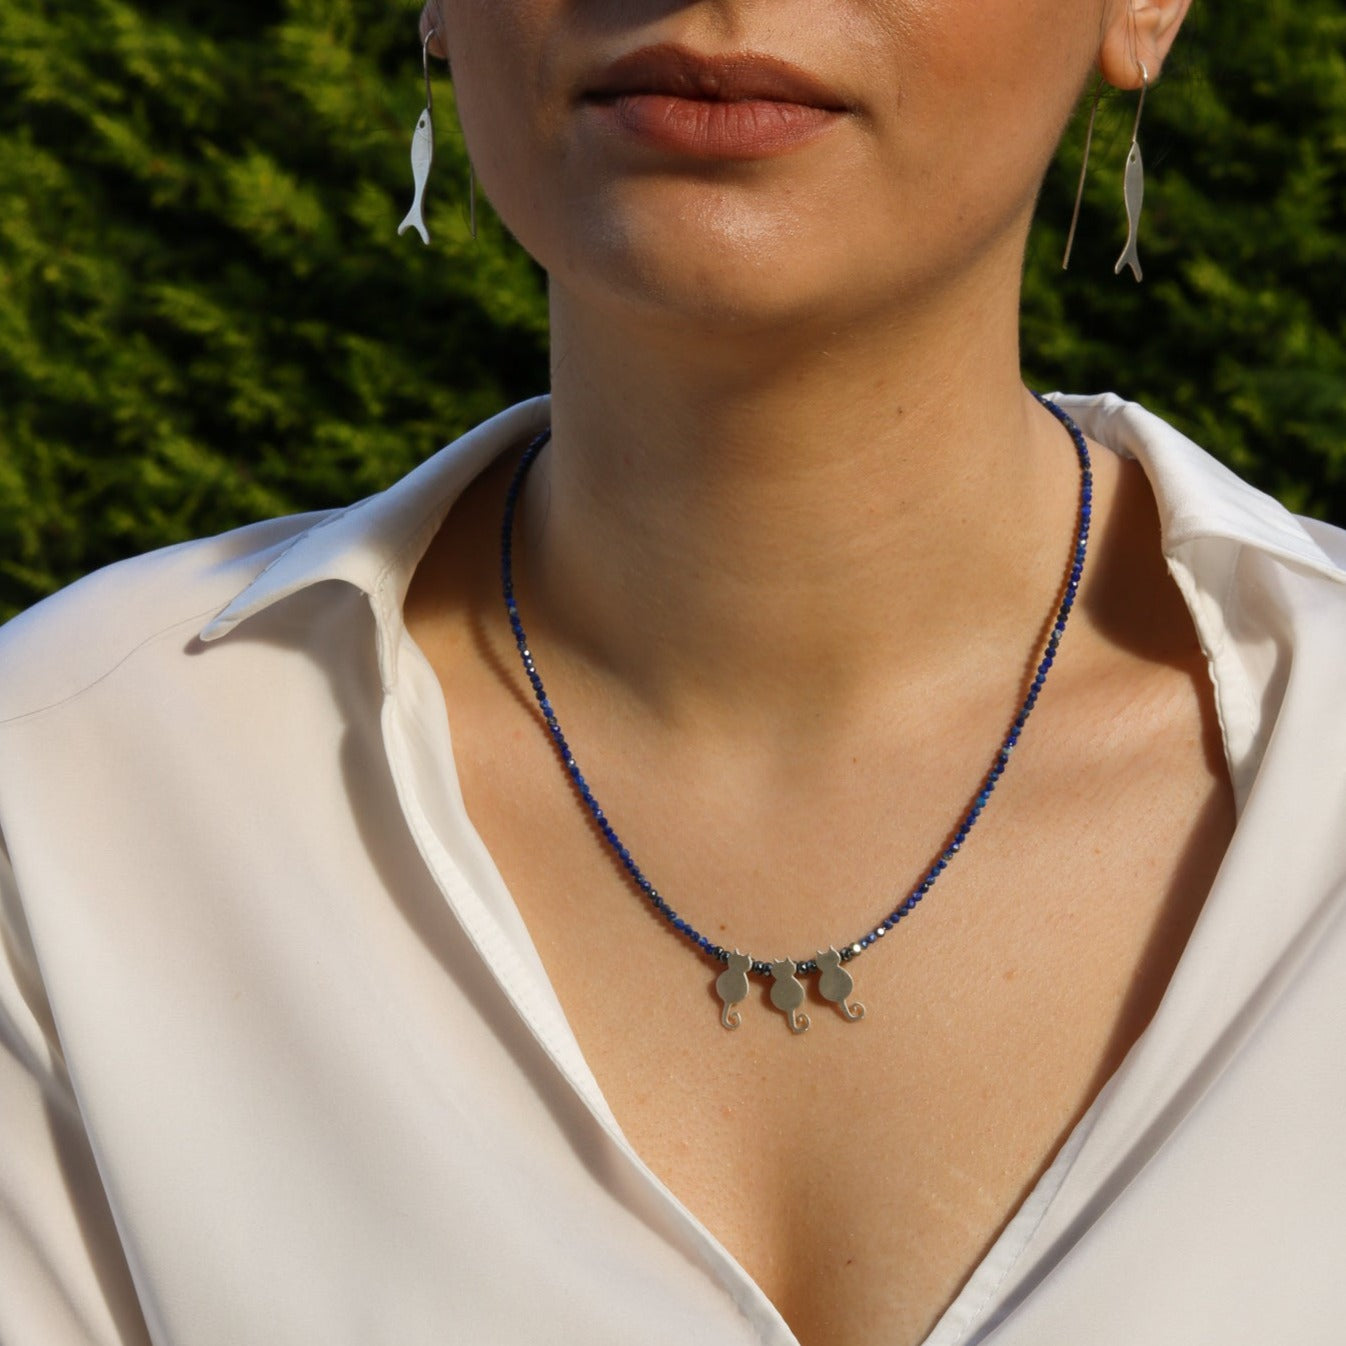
[582,45,849,159]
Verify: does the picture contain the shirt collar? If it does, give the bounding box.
[197,397,551,684]
[199,391,1344,663]
[1051,392,1345,581]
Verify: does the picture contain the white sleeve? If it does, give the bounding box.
[0,832,153,1345]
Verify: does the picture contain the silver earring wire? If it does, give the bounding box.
[423,28,435,110]
[1114,61,1148,281]
[1062,78,1104,271]
[437,31,478,241]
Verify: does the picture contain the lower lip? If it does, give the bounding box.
[589,93,841,158]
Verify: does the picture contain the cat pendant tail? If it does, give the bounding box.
[815,947,866,1021]
[398,107,435,245]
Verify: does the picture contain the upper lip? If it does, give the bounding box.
[583,44,849,110]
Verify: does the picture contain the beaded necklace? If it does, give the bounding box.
[500,395,1093,1034]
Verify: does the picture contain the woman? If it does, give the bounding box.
[2,1,1343,1343]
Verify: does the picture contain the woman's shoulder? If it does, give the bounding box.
[0,400,551,729]
[0,510,333,726]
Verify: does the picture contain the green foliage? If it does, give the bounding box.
[1,1,1343,619]
[1025,3,1346,518]
[0,0,547,617]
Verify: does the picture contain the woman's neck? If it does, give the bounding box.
[515,278,1088,734]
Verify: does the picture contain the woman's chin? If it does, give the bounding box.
[545,202,879,340]
[560,258,851,346]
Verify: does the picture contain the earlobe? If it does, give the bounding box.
[1099,0,1194,89]
[419,1,449,62]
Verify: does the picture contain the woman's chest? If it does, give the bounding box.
[461,732,1232,1346]
[408,571,1235,1344]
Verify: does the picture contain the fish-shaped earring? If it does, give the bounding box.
[398,31,438,245]
[1062,61,1150,282]
[1113,62,1148,282]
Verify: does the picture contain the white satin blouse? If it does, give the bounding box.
[1,394,1344,1345]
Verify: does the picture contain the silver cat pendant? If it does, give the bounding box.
[769,959,811,1035]
[713,949,866,1031]
[714,951,752,1030]
[816,947,866,1021]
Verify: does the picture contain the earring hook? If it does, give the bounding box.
[1131,60,1149,141]
[422,29,436,115]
